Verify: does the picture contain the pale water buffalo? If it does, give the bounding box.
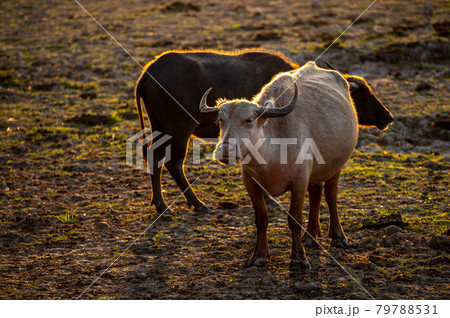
[199,62,358,269]
[135,49,392,214]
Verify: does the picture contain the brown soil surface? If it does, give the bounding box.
[0,0,449,299]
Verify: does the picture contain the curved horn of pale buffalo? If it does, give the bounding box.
[259,83,298,118]
[199,87,219,114]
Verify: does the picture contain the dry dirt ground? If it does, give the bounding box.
[0,0,449,299]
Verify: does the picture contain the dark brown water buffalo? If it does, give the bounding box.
[134,49,393,214]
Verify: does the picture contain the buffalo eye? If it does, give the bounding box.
[245,118,253,124]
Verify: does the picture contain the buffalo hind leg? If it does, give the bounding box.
[303,183,323,247]
[164,136,210,213]
[148,135,172,214]
[288,182,311,270]
[243,174,270,267]
[325,170,349,248]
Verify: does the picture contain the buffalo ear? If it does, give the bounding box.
[263,100,275,108]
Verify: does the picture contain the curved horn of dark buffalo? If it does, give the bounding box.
[323,60,339,72]
[199,87,219,114]
[259,83,298,118]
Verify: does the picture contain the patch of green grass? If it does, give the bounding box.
[57,78,97,91]
[202,242,217,251]
[340,150,449,235]
[55,210,77,224]
[13,197,31,202]
[111,108,137,121]
[152,232,164,246]
[52,235,68,244]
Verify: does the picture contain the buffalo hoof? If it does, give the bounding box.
[247,257,268,267]
[331,238,350,248]
[302,235,321,248]
[193,204,211,213]
[290,259,311,271]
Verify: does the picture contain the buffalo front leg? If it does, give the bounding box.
[243,174,270,267]
[303,183,323,247]
[288,182,311,270]
[325,170,349,248]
